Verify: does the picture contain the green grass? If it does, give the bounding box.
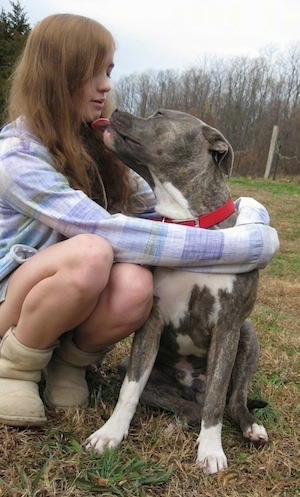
[0,424,173,496]
[229,176,300,195]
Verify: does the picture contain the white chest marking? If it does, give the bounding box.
[154,268,235,328]
[152,174,193,219]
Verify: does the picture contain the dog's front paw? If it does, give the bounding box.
[196,425,227,474]
[196,447,228,474]
[243,422,268,445]
[85,419,128,454]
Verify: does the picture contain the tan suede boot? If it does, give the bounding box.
[43,332,109,408]
[0,327,55,427]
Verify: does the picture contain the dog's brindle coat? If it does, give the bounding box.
[86,110,268,474]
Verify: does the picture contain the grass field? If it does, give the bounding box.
[0,177,299,497]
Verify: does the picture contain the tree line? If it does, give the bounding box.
[115,48,300,177]
[1,2,299,177]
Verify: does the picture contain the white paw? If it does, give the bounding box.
[243,423,268,444]
[196,423,227,474]
[85,377,140,454]
[85,419,128,454]
[196,447,228,474]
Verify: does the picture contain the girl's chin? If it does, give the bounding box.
[83,111,102,123]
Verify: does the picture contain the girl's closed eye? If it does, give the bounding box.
[107,64,114,78]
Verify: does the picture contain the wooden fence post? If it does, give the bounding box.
[264,125,279,179]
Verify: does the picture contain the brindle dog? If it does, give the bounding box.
[86,109,268,474]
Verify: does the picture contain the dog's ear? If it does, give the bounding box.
[203,125,234,177]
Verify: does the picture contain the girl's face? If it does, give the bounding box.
[82,50,115,123]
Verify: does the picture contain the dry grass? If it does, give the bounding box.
[0,177,299,497]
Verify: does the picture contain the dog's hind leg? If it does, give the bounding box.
[118,358,203,426]
[142,373,203,426]
[226,319,268,445]
[85,297,164,453]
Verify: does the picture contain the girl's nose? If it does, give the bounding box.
[96,74,111,93]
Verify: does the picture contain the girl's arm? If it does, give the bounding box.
[0,133,279,273]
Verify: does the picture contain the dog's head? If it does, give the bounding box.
[101,109,233,189]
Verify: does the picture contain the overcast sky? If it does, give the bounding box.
[2,0,300,80]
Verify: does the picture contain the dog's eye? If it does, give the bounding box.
[154,111,163,117]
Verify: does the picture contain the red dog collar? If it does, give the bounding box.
[152,198,235,228]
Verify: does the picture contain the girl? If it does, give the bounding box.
[0,14,279,427]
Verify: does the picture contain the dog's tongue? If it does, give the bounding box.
[91,117,110,131]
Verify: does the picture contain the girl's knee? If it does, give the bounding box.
[116,264,153,297]
[112,264,154,323]
[133,266,154,304]
[66,234,114,293]
[72,234,113,262]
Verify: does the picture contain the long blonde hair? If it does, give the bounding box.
[8,13,137,213]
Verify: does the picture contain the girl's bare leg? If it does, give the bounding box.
[43,261,153,408]
[0,234,154,421]
[75,262,154,352]
[0,235,153,350]
[0,234,114,348]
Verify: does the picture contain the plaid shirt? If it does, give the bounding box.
[0,118,279,281]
